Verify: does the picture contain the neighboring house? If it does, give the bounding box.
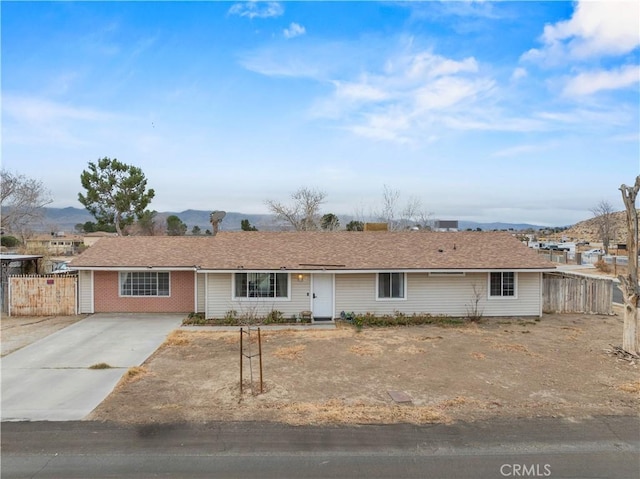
[69,231,556,319]
[434,220,459,232]
[25,233,84,255]
[83,231,118,248]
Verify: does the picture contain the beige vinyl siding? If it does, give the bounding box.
[335,272,542,317]
[196,273,205,313]
[484,272,541,316]
[78,270,94,314]
[205,273,311,319]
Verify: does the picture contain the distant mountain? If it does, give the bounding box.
[38,207,270,233]
[35,207,547,234]
[457,221,545,231]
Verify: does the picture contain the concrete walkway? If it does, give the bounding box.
[1,313,183,422]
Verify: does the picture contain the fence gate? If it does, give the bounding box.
[8,275,77,316]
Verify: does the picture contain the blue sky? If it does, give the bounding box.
[2,1,639,227]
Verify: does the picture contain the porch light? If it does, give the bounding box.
[297,274,304,282]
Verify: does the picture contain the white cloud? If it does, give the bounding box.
[3,95,114,124]
[523,0,640,63]
[332,80,389,103]
[228,1,283,19]
[511,67,527,81]
[563,64,640,96]
[283,22,306,39]
[492,143,549,158]
[315,50,501,142]
[2,94,123,148]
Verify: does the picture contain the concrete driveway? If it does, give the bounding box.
[1,313,183,421]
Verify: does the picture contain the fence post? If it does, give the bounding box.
[7,276,12,317]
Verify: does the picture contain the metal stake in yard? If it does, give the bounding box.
[239,327,263,396]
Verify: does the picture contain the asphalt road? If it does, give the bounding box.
[2,416,638,478]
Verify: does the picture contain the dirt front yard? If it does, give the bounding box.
[87,311,639,425]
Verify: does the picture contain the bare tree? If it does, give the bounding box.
[618,176,639,355]
[378,185,401,230]
[0,169,52,240]
[265,187,326,231]
[591,200,617,254]
[375,185,434,231]
[416,208,435,230]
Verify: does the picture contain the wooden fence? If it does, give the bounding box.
[543,272,613,315]
[8,275,77,316]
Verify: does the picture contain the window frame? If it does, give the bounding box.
[232,272,290,301]
[488,272,517,299]
[376,272,406,300]
[119,271,171,297]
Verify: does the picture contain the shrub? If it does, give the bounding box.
[263,309,285,324]
[224,310,239,321]
[340,311,356,322]
[594,259,611,273]
[1,235,21,248]
[347,311,464,329]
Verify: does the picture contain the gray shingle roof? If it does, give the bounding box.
[70,231,556,271]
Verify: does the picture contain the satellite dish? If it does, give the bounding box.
[210,211,226,236]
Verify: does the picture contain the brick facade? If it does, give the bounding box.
[93,270,195,313]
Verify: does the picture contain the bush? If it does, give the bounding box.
[1,235,21,248]
[183,309,304,326]
[342,311,464,329]
[594,259,611,273]
[263,310,285,324]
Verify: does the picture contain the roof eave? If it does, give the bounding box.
[197,267,557,274]
[72,266,198,271]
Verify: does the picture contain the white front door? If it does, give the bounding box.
[312,274,334,320]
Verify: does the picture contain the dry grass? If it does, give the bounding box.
[219,333,240,344]
[470,352,486,360]
[561,326,584,341]
[115,366,149,389]
[617,380,640,394]
[420,335,443,341]
[491,342,538,356]
[163,331,191,347]
[349,343,383,356]
[438,396,476,409]
[88,362,112,369]
[265,399,448,425]
[397,345,426,354]
[273,345,306,360]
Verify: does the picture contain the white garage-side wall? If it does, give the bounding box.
[77,270,94,314]
[204,273,311,319]
[334,272,542,318]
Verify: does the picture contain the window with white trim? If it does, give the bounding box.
[489,272,515,297]
[234,273,288,299]
[120,272,170,297]
[378,272,405,299]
